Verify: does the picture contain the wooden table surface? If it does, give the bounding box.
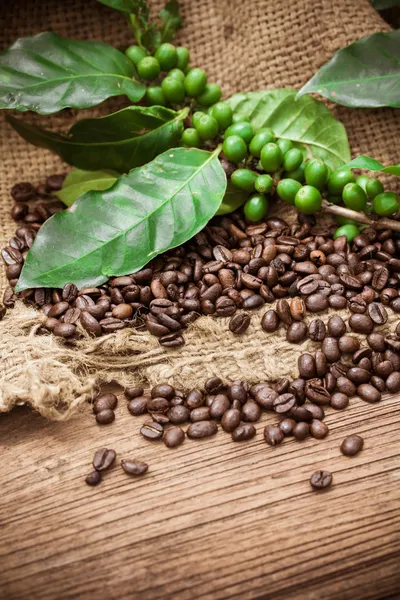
[1,389,400,600]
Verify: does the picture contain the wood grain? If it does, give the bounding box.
[0,390,399,600]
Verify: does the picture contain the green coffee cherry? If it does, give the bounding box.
[284,163,305,183]
[195,114,219,140]
[244,194,269,222]
[197,83,222,106]
[277,178,302,205]
[373,192,400,216]
[209,102,232,130]
[355,175,371,192]
[294,185,322,214]
[225,122,254,145]
[282,148,303,172]
[137,56,161,80]
[249,129,275,157]
[168,68,186,83]
[222,135,248,163]
[366,178,384,199]
[192,111,205,128]
[184,68,207,97]
[176,46,190,70]
[277,139,293,155]
[145,86,167,106]
[327,168,355,195]
[232,114,250,123]
[231,169,257,192]
[334,224,360,242]
[181,128,201,148]
[161,76,185,103]
[154,43,177,70]
[125,45,147,65]
[255,174,273,194]
[342,183,367,211]
[260,143,283,173]
[335,215,360,226]
[304,158,329,190]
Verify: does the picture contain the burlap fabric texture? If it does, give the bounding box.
[0,0,399,419]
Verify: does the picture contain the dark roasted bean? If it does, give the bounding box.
[95,409,115,425]
[221,409,241,432]
[386,372,400,393]
[210,394,230,419]
[286,321,308,344]
[279,418,296,435]
[164,426,185,448]
[93,393,118,414]
[310,470,332,490]
[205,377,224,394]
[340,434,364,456]
[273,393,296,414]
[264,424,284,446]
[308,319,326,342]
[305,293,328,313]
[93,448,116,471]
[293,422,309,440]
[187,421,218,439]
[128,396,149,416]
[367,302,387,325]
[121,459,148,475]
[229,312,250,334]
[347,367,371,385]
[159,332,185,347]
[322,337,341,363]
[261,310,279,333]
[85,470,102,486]
[338,335,360,354]
[254,386,278,409]
[298,353,316,379]
[241,400,262,422]
[330,392,349,410]
[232,423,256,441]
[125,386,144,399]
[140,421,164,440]
[310,419,329,439]
[349,314,374,334]
[357,383,381,403]
[190,406,211,422]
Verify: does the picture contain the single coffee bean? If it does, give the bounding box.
[128,396,148,416]
[80,311,102,336]
[386,371,400,393]
[308,319,326,342]
[254,386,278,409]
[290,297,306,321]
[159,332,185,347]
[93,393,118,414]
[315,351,327,377]
[121,459,148,475]
[367,302,387,325]
[147,397,170,413]
[279,418,296,435]
[305,380,331,405]
[167,405,190,424]
[221,408,242,432]
[164,426,185,448]
[125,386,144,399]
[322,337,341,363]
[241,400,262,422]
[231,423,256,441]
[274,378,290,395]
[349,314,374,334]
[273,393,296,414]
[327,315,346,338]
[264,424,284,446]
[185,389,204,409]
[288,379,305,403]
[293,421,309,440]
[304,403,325,420]
[374,360,394,379]
[261,310,280,333]
[370,375,386,392]
[229,312,251,334]
[329,295,347,309]
[310,419,329,439]
[340,434,364,456]
[276,299,292,325]
[357,383,381,403]
[338,335,360,354]
[48,301,70,318]
[347,367,371,385]
[385,349,400,371]
[95,409,115,425]
[190,406,211,422]
[93,448,116,471]
[205,377,224,394]
[298,353,316,379]
[85,470,102,486]
[286,321,308,344]
[336,376,356,397]
[287,405,313,422]
[330,392,349,410]
[305,293,328,313]
[186,421,218,439]
[140,421,164,440]
[310,470,332,490]
[210,394,230,419]
[152,384,175,400]
[11,182,36,202]
[243,294,264,309]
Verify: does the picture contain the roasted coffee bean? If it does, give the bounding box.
[385,349,400,371]
[243,294,264,309]
[185,389,204,409]
[147,397,170,414]
[127,396,148,416]
[349,314,374,334]
[315,351,327,377]
[304,403,325,420]
[367,302,387,325]
[274,378,290,395]
[310,470,332,490]
[310,419,329,439]
[11,182,36,202]
[264,424,284,446]
[286,321,308,344]
[164,426,185,448]
[336,376,356,397]
[205,377,225,394]
[287,404,313,422]
[338,335,360,354]
[357,383,381,403]
[167,405,190,424]
[279,418,296,435]
[330,392,349,410]
[372,267,389,291]
[288,379,305,403]
[150,384,174,400]
[370,375,386,392]
[232,423,256,441]
[324,373,336,393]
[386,372,400,393]
[85,469,102,486]
[100,317,126,333]
[48,301,69,318]
[241,400,262,422]
[125,386,144,400]
[322,337,341,363]
[297,274,319,296]
[374,360,394,379]
[347,367,371,385]
[273,393,296,414]
[229,312,250,334]
[385,335,400,352]
[275,299,292,325]
[293,422,309,440]
[95,409,115,425]
[140,421,164,440]
[93,393,118,414]
[290,297,306,321]
[190,406,211,422]
[305,380,331,405]
[93,448,116,471]
[329,295,347,310]
[261,310,279,333]
[62,283,78,303]
[78,311,101,336]
[221,408,241,432]
[340,434,364,456]
[327,315,346,338]
[159,332,185,347]
[298,353,316,379]
[112,304,133,320]
[187,421,218,439]
[305,293,328,313]
[121,459,148,475]
[53,322,76,338]
[254,386,277,409]
[329,362,349,380]
[210,394,230,419]
[308,319,326,342]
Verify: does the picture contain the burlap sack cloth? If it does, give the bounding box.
[0,0,399,419]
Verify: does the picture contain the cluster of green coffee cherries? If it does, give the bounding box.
[125,42,222,108]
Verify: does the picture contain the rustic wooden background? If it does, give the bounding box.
[1,389,399,600]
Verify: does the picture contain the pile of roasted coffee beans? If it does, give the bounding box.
[85,447,148,486]
[3,172,400,350]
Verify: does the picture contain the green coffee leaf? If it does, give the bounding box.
[217,183,248,215]
[158,1,182,45]
[343,156,400,176]
[226,89,350,170]
[16,147,226,291]
[297,31,400,108]
[55,169,119,207]
[7,106,188,173]
[371,0,400,9]
[0,32,145,115]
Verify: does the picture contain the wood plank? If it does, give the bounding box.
[0,391,399,600]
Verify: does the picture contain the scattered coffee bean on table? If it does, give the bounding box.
[93,448,116,471]
[340,435,364,456]
[120,459,149,476]
[85,471,102,486]
[310,470,333,490]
